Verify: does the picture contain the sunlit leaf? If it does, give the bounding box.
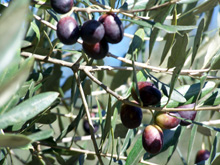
[0,92,59,129]
[0,0,30,72]
[126,135,145,165]
[0,57,34,107]
[0,134,31,148]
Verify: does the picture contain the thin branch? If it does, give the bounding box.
[41,144,159,165]
[31,13,218,77]
[59,134,102,143]
[31,0,179,14]
[73,71,104,164]
[21,52,217,77]
[33,14,56,30]
[83,69,124,101]
[108,53,211,76]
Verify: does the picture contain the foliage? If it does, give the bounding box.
[0,0,220,164]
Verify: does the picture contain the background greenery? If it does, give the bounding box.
[0,0,220,164]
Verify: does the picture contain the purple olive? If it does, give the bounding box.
[51,0,73,14]
[99,13,124,44]
[120,103,142,129]
[177,103,197,126]
[83,113,99,135]
[131,82,162,106]
[195,149,210,164]
[82,39,109,60]
[56,16,80,45]
[142,125,163,154]
[81,20,105,45]
[155,112,180,129]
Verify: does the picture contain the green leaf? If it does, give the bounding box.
[126,135,145,165]
[122,19,152,28]
[0,57,34,107]
[126,28,145,59]
[0,0,30,72]
[161,81,216,107]
[155,24,197,33]
[120,0,152,10]
[28,129,54,142]
[202,88,220,106]
[165,127,182,164]
[120,129,134,154]
[149,5,174,58]
[0,134,31,148]
[208,132,220,164]
[160,33,175,65]
[160,6,177,65]
[0,92,59,129]
[191,18,205,66]
[37,113,57,124]
[210,50,220,69]
[202,32,220,68]
[110,70,131,90]
[187,111,201,164]
[177,0,198,4]
[212,153,220,165]
[146,70,186,103]
[31,22,40,43]
[123,19,197,33]
[116,137,121,161]
[100,95,112,147]
[167,33,188,69]
[56,105,85,141]
[193,0,218,15]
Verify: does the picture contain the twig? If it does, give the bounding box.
[83,69,124,101]
[21,52,216,77]
[108,53,211,76]
[59,134,102,143]
[31,0,179,14]
[33,14,56,30]
[40,144,159,165]
[73,71,104,164]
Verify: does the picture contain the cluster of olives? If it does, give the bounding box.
[120,82,163,154]
[51,0,123,60]
[120,81,198,154]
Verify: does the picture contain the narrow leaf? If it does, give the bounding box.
[28,129,54,142]
[0,57,34,107]
[0,0,30,72]
[187,111,201,164]
[126,28,145,59]
[191,18,205,66]
[0,92,59,129]
[126,136,145,165]
[167,33,188,69]
[0,134,31,148]
[161,81,216,108]
[149,5,174,58]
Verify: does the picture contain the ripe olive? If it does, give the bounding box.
[82,39,109,60]
[131,82,162,106]
[51,0,73,14]
[120,103,142,129]
[81,20,105,45]
[56,16,80,45]
[177,103,197,126]
[195,149,210,164]
[155,112,180,129]
[142,125,163,154]
[99,13,124,44]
